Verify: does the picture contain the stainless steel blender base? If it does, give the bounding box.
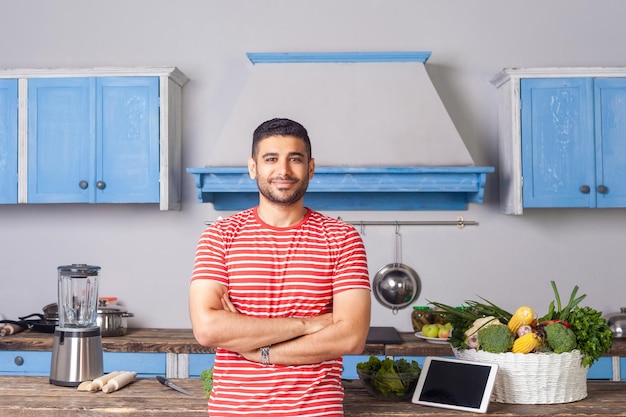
[50,327,103,386]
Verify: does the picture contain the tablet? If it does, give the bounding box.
[412,356,498,413]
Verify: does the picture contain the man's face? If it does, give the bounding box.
[248,135,315,206]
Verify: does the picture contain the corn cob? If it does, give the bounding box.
[507,306,535,333]
[512,332,541,354]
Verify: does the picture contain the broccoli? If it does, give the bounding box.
[544,323,577,353]
[477,324,515,353]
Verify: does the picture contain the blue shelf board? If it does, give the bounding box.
[186,166,494,211]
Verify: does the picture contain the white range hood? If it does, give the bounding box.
[188,51,493,211]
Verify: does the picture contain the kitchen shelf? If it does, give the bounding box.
[186,166,494,211]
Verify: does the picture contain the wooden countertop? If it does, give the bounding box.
[0,376,207,416]
[0,376,624,417]
[342,380,626,416]
[2,328,626,357]
[0,328,216,354]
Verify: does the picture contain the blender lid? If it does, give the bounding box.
[58,264,101,275]
[97,306,127,314]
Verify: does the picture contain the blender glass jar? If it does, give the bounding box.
[58,264,101,328]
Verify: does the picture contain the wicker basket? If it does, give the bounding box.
[453,348,589,404]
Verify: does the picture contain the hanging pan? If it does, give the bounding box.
[372,224,421,314]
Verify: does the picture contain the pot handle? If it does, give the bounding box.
[18,313,45,321]
[122,313,134,318]
[394,224,402,264]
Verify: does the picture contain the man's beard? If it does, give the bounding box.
[257,175,309,205]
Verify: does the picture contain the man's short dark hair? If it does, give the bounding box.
[252,118,312,160]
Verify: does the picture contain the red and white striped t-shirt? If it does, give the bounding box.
[191,207,370,417]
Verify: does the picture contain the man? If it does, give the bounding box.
[189,118,371,416]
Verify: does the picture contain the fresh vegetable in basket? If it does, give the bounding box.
[428,281,612,367]
[477,323,515,353]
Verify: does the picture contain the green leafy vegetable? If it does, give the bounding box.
[356,355,381,373]
[538,281,587,323]
[373,358,405,396]
[394,358,421,375]
[568,306,613,367]
[200,367,214,398]
[356,356,421,397]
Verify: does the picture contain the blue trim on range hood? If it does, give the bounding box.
[186,166,494,211]
[246,51,432,64]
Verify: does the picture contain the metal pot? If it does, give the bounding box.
[604,308,626,338]
[42,302,59,322]
[372,226,421,314]
[97,306,134,337]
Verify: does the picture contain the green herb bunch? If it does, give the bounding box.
[200,367,214,398]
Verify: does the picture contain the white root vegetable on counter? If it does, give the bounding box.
[77,381,95,391]
[0,323,25,336]
[92,371,124,390]
[77,371,125,391]
[102,371,137,393]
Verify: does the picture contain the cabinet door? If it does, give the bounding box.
[188,353,215,378]
[103,352,166,378]
[520,78,595,208]
[594,78,626,207]
[0,351,52,376]
[0,79,18,204]
[96,77,159,203]
[28,78,94,203]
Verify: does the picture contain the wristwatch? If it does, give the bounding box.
[260,346,271,365]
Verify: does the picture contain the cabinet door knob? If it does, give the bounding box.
[14,356,24,366]
[579,185,590,194]
[79,180,88,189]
[96,181,106,190]
[597,185,608,194]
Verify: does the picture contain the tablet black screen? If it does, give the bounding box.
[418,360,492,408]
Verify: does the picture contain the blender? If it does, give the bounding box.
[50,264,103,386]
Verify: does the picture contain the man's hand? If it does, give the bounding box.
[220,293,239,313]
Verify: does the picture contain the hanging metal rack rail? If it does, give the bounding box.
[340,216,477,229]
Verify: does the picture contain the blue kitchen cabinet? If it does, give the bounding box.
[520,77,626,209]
[587,356,612,380]
[0,351,166,378]
[0,351,52,376]
[494,68,626,214]
[0,79,18,204]
[27,77,160,204]
[188,353,216,378]
[594,78,626,207]
[103,352,166,378]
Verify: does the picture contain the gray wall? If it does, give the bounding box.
[1,0,625,332]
